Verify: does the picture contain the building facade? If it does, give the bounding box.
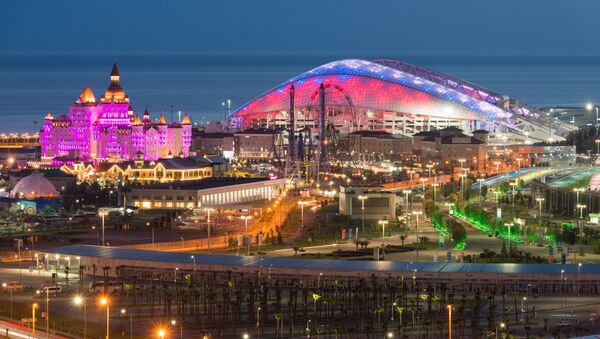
[347,131,413,161]
[413,127,488,171]
[338,185,397,221]
[126,177,286,209]
[40,63,192,163]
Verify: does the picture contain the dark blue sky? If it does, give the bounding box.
[1,0,598,55]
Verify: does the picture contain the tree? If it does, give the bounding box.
[399,233,407,246]
[501,240,508,257]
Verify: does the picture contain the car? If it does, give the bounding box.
[40,285,62,295]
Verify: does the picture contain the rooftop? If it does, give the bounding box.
[41,245,600,276]
[127,176,275,190]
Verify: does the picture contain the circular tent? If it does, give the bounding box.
[10,173,60,199]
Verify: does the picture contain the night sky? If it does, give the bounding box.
[1,0,598,56]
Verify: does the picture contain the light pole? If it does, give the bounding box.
[74,295,87,339]
[504,222,514,242]
[596,139,600,156]
[459,173,467,200]
[391,302,396,321]
[509,181,517,208]
[146,222,154,249]
[496,322,505,338]
[190,255,196,271]
[99,210,108,246]
[447,304,452,339]
[578,263,582,295]
[402,190,411,214]
[560,269,565,307]
[297,201,307,240]
[477,178,485,202]
[574,187,584,212]
[432,183,439,202]
[413,211,423,262]
[121,309,132,339]
[32,302,38,338]
[240,215,252,255]
[420,177,427,193]
[358,195,368,235]
[100,297,110,339]
[378,220,389,241]
[171,319,182,339]
[577,204,586,219]
[536,197,544,218]
[206,207,214,253]
[35,288,50,339]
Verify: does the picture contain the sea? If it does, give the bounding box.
[1,54,600,133]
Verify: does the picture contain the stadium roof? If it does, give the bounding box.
[231,58,514,122]
[42,245,599,276]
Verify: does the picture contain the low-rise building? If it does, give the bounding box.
[234,129,284,161]
[191,129,235,159]
[61,155,229,183]
[338,185,397,221]
[347,131,413,161]
[125,177,286,210]
[413,127,487,171]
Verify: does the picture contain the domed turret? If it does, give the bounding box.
[44,112,53,120]
[181,114,191,125]
[142,109,151,123]
[133,115,142,126]
[79,87,96,104]
[101,63,129,103]
[157,114,168,125]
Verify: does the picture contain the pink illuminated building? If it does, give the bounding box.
[40,63,192,164]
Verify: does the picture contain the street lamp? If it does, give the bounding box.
[157,328,166,339]
[358,195,368,235]
[447,304,452,339]
[536,197,545,218]
[171,319,182,339]
[496,322,505,338]
[577,204,586,219]
[190,255,196,271]
[378,220,389,241]
[240,215,252,255]
[297,201,308,240]
[432,183,439,202]
[205,207,214,253]
[100,296,110,339]
[477,178,485,202]
[99,210,108,246]
[574,187,585,209]
[74,295,87,339]
[413,211,423,262]
[32,302,38,339]
[420,177,427,192]
[146,222,154,249]
[402,190,411,214]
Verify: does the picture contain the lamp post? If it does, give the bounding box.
[477,178,485,202]
[171,319,182,339]
[413,211,423,262]
[496,322,505,338]
[146,222,154,249]
[596,139,600,156]
[509,181,517,208]
[32,302,38,339]
[459,173,467,200]
[358,195,368,235]
[205,208,214,253]
[74,295,87,339]
[99,210,108,246]
[190,255,196,271]
[35,287,50,339]
[577,204,586,219]
[240,215,252,255]
[432,183,439,202]
[536,197,545,218]
[157,328,166,339]
[420,178,427,193]
[297,201,308,240]
[402,190,411,213]
[100,297,110,339]
[378,220,389,241]
[578,263,582,295]
[447,304,452,339]
[574,187,584,211]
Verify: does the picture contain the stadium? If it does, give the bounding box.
[229,59,575,145]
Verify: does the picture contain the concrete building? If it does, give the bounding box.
[191,130,235,159]
[413,127,488,171]
[234,129,284,161]
[125,177,286,210]
[339,185,397,220]
[347,131,413,161]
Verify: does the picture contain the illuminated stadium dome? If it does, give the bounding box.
[10,173,60,199]
[230,59,575,144]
